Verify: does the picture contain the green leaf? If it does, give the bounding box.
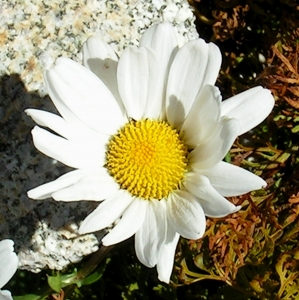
[224,151,231,163]
[59,268,78,287]
[80,266,104,286]
[78,258,111,287]
[235,56,244,63]
[291,124,299,133]
[14,295,45,300]
[47,273,62,293]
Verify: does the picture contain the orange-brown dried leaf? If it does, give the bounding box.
[272,46,298,78]
[284,97,299,110]
[258,42,299,114]
[288,193,299,204]
[212,5,250,41]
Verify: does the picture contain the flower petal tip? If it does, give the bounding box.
[78,226,88,235]
[261,179,267,189]
[253,177,267,191]
[233,205,242,214]
[27,190,33,199]
[27,185,42,200]
[157,275,170,284]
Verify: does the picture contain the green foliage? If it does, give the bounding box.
[47,258,108,293]
[14,295,42,300]
[48,273,63,293]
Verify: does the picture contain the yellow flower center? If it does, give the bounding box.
[106,119,188,200]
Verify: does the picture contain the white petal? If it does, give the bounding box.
[31,126,105,169]
[221,86,275,135]
[184,173,240,217]
[43,74,79,126]
[25,109,109,147]
[117,46,148,119]
[135,200,167,268]
[197,161,267,197]
[140,22,178,54]
[45,57,125,135]
[79,190,134,234]
[142,50,165,119]
[83,35,118,71]
[29,168,117,202]
[117,46,158,119]
[189,118,240,169]
[102,198,148,246]
[27,169,86,200]
[82,36,125,114]
[0,290,13,300]
[0,240,18,289]
[180,85,222,148]
[52,171,119,201]
[25,109,75,140]
[167,190,206,239]
[156,227,180,283]
[0,239,14,253]
[166,39,221,128]
[140,22,178,119]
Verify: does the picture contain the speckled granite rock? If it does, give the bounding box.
[0,0,198,95]
[0,0,197,272]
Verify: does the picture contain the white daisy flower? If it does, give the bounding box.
[0,239,18,300]
[26,23,274,283]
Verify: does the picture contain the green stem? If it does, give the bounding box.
[76,244,114,279]
[62,244,114,298]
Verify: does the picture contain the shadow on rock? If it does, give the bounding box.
[0,74,101,272]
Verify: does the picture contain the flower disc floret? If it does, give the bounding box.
[106,119,188,199]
